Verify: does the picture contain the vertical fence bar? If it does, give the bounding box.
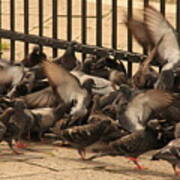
[39,0,43,50]
[112,0,117,49]
[159,0,166,72]
[144,0,149,7]
[177,0,180,44]
[10,0,15,63]
[160,0,166,16]
[96,0,102,47]
[143,0,149,54]
[52,0,58,57]
[24,0,29,57]
[67,0,72,41]
[81,0,87,61]
[127,0,133,77]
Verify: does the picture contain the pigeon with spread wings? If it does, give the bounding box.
[22,86,59,108]
[43,60,89,117]
[117,89,174,132]
[126,6,180,90]
[144,6,180,90]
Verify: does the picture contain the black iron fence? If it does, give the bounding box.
[0,0,179,76]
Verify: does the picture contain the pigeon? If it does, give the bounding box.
[0,58,37,97]
[22,86,59,108]
[20,46,47,68]
[0,107,22,154]
[57,120,111,160]
[125,18,152,50]
[117,89,174,132]
[152,123,180,175]
[53,42,78,70]
[132,36,163,89]
[109,70,127,90]
[71,70,116,95]
[87,94,115,124]
[9,98,34,148]
[30,101,74,140]
[155,94,180,125]
[94,55,126,78]
[125,5,180,90]
[81,55,98,75]
[22,77,95,109]
[43,60,89,118]
[144,6,180,90]
[88,119,163,170]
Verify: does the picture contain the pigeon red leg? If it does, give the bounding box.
[16,141,28,149]
[173,165,180,176]
[127,157,146,170]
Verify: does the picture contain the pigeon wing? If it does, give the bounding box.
[125,18,151,48]
[22,87,59,108]
[43,61,86,104]
[144,6,180,69]
[125,89,173,131]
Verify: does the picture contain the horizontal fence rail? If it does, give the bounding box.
[0,0,179,75]
[0,28,154,64]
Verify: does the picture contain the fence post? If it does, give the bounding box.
[67,0,72,41]
[39,0,43,51]
[81,0,87,61]
[127,0,133,77]
[160,0,166,16]
[112,0,117,50]
[24,0,29,58]
[10,0,15,64]
[96,0,102,47]
[52,0,58,57]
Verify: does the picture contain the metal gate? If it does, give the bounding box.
[0,0,179,76]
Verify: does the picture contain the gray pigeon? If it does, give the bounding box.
[117,89,174,132]
[152,123,180,176]
[43,61,89,118]
[126,5,180,90]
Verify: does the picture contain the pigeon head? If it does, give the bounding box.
[82,78,96,93]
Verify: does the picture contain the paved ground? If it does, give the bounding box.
[0,141,179,180]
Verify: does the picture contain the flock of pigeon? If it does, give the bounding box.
[0,5,180,176]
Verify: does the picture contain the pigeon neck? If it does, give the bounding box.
[63,47,75,59]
